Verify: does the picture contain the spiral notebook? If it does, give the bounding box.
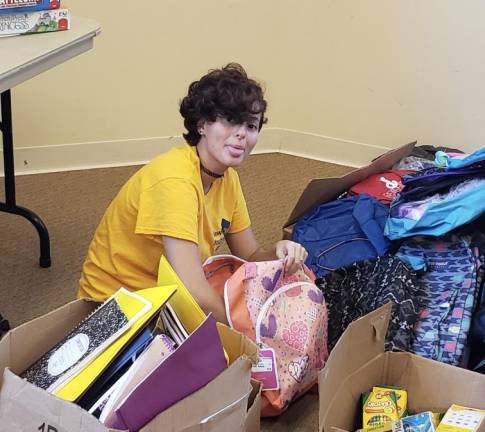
[21,288,152,393]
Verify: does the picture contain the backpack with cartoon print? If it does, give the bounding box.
[203,255,329,417]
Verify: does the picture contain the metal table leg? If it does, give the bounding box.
[0,314,10,339]
[0,89,51,268]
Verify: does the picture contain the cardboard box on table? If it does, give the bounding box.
[282,141,417,239]
[318,303,485,432]
[0,294,260,432]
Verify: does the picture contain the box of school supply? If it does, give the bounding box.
[361,387,400,430]
[392,412,438,432]
[0,289,259,431]
[436,405,485,432]
[0,0,61,15]
[0,8,70,37]
[282,141,416,239]
[318,303,485,432]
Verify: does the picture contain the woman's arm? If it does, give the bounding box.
[162,235,228,324]
[225,227,308,273]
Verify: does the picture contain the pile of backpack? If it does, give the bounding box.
[291,145,485,374]
[198,145,484,419]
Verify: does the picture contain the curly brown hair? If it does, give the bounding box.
[179,63,268,145]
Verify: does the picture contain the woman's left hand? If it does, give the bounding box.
[275,240,309,275]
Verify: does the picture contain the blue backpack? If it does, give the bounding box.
[292,195,390,279]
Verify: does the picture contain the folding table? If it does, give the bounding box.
[0,16,100,268]
[0,17,101,334]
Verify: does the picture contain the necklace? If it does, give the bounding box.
[196,147,224,178]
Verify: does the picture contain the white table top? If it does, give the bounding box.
[0,16,100,93]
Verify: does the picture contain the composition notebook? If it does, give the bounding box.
[21,288,153,393]
[53,285,176,402]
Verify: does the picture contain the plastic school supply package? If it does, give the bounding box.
[0,274,260,432]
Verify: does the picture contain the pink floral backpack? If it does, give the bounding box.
[203,255,329,417]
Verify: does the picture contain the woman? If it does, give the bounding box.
[78,63,308,323]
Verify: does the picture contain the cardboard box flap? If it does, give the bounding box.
[0,299,98,383]
[0,368,122,432]
[325,302,391,374]
[217,323,258,365]
[386,352,485,413]
[318,303,392,428]
[284,141,416,227]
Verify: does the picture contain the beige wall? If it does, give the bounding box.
[7,0,485,173]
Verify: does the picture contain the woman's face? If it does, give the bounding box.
[198,114,261,171]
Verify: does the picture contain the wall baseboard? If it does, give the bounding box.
[272,128,391,167]
[0,128,392,176]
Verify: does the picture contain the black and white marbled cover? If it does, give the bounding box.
[21,298,129,391]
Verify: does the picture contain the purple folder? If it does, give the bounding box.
[107,314,227,431]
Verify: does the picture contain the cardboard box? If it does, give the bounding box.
[0,298,259,432]
[245,380,262,432]
[282,141,417,239]
[318,303,485,432]
[139,361,259,432]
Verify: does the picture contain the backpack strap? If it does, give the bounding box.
[0,314,10,339]
[255,282,317,345]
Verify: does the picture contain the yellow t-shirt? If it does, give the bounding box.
[78,144,251,301]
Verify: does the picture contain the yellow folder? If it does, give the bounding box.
[157,256,229,364]
[157,255,206,333]
[54,284,177,401]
